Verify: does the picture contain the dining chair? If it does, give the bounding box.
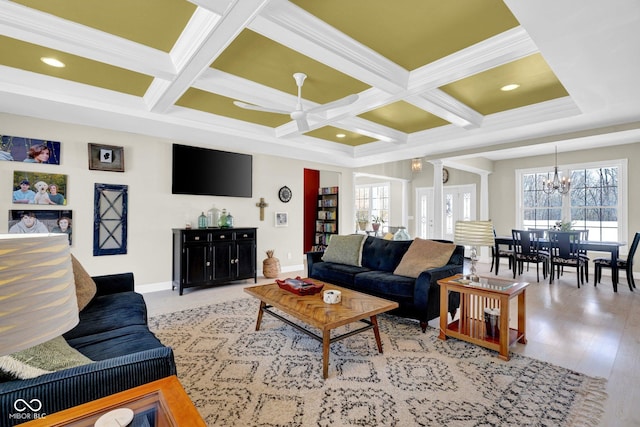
[593,232,640,292]
[578,229,590,283]
[547,230,586,287]
[492,229,514,275]
[512,229,549,282]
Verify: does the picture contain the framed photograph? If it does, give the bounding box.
[12,171,68,205]
[1,134,61,164]
[88,143,124,172]
[275,212,288,227]
[9,210,73,245]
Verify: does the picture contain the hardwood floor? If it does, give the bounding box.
[143,261,640,426]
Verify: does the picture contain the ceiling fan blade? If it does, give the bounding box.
[307,94,359,115]
[295,118,309,132]
[233,100,290,115]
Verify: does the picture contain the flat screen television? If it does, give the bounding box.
[172,144,252,198]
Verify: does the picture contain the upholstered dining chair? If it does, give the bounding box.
[512,229,549,282]
[593,232,640,292]
[492,228,514,275]
[547,231,586,287]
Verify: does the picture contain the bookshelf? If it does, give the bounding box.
[313,186,338,251]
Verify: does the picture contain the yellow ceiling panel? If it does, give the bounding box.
[0,36,152,96]
[359,101,449,133]
[291,0,519,70]
[176,88,291,128]
[11,0,196,52]
[439,53,569,115]
[211,29,370,104]
[305,126,377,146]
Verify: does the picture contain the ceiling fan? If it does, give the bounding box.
[233,72,359,132]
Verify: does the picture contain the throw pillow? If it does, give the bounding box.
[321,234,367,267]
[393,238,456,278]
[0,336,92,380]
[71,254,97,311]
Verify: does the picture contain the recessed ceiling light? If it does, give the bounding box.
[500,83,520,91]
[41,57,65,68]
[336,133,346,138]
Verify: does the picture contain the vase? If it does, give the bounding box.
[263,250,280,278]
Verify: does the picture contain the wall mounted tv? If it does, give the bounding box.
[172,144,252,198]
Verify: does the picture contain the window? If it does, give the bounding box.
[517,159,626,242]
[355,183,389,230]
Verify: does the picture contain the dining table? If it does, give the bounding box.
[494,235,627,291]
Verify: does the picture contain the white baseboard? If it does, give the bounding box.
[136,263,306,294]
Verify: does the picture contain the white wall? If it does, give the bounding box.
[0,113,351,290]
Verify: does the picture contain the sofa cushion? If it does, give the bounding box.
[0,336,92,380]
[66,325,165,360]
[362,237,413,272]
[322,234,367,267]
[71,254,97,311]
[394,238,456,278]
[63,292,147,340]
[354,271,415,302]
[310,262,370,288]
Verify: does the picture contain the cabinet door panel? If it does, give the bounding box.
[235,240,256,280]
[212,241,233,281]
[184,243,210,285]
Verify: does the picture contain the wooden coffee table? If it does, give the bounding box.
[438,274,529,361]
[20,375,205,426]
[244,279,399,379]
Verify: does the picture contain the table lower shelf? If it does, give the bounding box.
[443,318,524,357]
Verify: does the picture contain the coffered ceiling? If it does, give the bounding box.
[0,0,639,167]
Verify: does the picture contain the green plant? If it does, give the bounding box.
[554,219,574,231]
[371,215,385,224]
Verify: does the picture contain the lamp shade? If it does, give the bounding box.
[454,220,495,247]
[0,234,78,356]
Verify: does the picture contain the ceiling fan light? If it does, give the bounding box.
[41,57,65,68]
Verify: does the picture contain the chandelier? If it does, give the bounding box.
[542,147,570,195]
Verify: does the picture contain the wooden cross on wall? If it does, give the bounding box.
[256,197,268,221]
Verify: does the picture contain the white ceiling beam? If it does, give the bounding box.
[406,89,484,129]
[146,0,270,113]
[0,1,174,79]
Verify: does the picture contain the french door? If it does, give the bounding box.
[416,185,476,240]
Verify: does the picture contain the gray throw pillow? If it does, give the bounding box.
[321,234,367,267]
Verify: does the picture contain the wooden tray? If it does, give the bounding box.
[276,277,324,296]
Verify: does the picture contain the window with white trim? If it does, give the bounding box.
[355,183,389,231]
[516,159,626,242]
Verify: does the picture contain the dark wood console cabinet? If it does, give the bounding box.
[172,228,257,295]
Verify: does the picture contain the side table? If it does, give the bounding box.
[19,375,205,426]
[438,274,529,360]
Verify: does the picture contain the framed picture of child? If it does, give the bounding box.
[12,171,68,205]
[8,210,73,245]
[1,134,61,164]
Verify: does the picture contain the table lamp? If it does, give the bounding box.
[0,234,79,356]
[454,220,495,282]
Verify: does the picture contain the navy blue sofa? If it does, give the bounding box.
[0,273,176,426]
[307,237,463,332]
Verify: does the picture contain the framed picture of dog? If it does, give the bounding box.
[8,210,74,245]
[88,143,125,172]
[12,171,68,205]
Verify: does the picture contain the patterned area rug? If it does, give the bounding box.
[149,298,606,427]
